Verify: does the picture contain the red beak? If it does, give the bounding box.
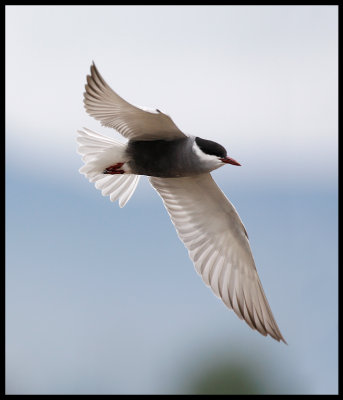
[220,156,241,166]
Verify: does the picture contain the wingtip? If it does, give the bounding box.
[272,332,287,345]
[90,61,97,77]
[280,336,288,345]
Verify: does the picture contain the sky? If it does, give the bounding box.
[6,5,338,394]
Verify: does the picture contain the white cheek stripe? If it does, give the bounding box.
[192,141,223,167]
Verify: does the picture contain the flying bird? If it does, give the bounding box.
[77,62,286,344]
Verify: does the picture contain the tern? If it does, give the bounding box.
[77,62,286,344]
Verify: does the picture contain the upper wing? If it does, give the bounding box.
[150,173,286,343]
[83,62,186,141]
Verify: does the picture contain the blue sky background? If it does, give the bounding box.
[6,6,338,394]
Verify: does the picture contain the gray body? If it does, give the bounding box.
[126,136,215,178]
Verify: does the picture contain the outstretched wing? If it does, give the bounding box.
[150,173,286,343]
[84,62,186,141]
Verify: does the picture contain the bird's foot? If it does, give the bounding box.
[103,163,125,174]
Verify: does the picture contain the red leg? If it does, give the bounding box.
[103,163,125,174]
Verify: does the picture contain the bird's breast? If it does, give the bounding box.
[126,138,206,178]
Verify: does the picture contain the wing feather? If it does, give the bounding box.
[149,173,286,343]
[83,62,186,141]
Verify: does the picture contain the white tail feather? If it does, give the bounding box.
[77,128,140,207]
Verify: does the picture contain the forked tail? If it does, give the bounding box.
[76,127,140,208]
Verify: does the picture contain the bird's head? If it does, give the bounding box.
[194,137,241,168]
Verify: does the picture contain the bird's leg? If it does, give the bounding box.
[103,162,125,174]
